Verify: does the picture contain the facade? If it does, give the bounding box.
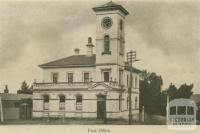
[33,1,141,120]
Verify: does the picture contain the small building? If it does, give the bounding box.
[33,1,141,120]
[0,93,32,120]
[191,94,200,121]
[167,99,198,129]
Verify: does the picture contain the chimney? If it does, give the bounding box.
[74,48,80,55]
[86,37,94,56]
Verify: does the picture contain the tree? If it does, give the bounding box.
[159,90,168,115]
[165,83,193,100]
[139,71,163,115]
[4,85,9,93]
[17,81,33,94]
[140,70,194,116]
[166,83,178,101]
[177,83,193,98]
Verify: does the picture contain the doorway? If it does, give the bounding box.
[97,94,106,119]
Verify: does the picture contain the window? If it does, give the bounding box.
[119,35,124,55]
[59,95,65,110]
[43,95,49,110]
[177,106,186,115]
[76,95,82,110]
[119,70,123,85]
[187,106,194,115]
[103,35,110,54]
[76,96,82,103]
[104,72,110,82]
[170,107,176,115]
[52,73,58,83]
[44,95,49,103]
[119,95,122,111]
[83,72,90,82]
[67,73,73,83]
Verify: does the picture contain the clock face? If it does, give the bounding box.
[102,17,113,29]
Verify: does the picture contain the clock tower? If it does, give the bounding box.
[93,1,129,82]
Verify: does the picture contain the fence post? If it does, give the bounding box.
[142,106,145,122]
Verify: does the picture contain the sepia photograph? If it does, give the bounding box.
[0,0,199,133]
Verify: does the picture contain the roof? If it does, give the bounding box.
[125,66,142,74]
[93,1,129,16]
[124,62,142,74]
[0,93,32,101]
[39,55,96,68]
[167,98,198,110]
[39,54,142,73]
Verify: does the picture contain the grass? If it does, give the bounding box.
[1,117,198,125]
[0,118,146,125]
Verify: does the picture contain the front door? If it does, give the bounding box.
[97,95,106,119]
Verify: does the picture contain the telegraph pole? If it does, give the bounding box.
[126,50,138,125]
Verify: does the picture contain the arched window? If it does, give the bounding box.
[76,95,83,110]
[43,95,49,110]
[43,95,49,103]
[59,95,65,110]
[104,35,110,53]
[59,95,65,103]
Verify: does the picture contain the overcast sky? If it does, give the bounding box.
[0,0,199,93]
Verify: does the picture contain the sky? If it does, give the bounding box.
[0,0,199,93]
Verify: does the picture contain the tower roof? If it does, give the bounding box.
[93,1,129,16]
